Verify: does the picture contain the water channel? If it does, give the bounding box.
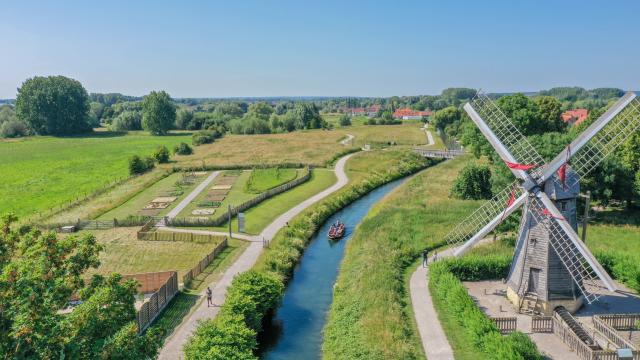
[258,178,405,359]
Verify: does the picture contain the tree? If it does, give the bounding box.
[450,164,493,200]
[110,111,142,131]
[247,102,274,121]
[0,216,160,358]
[142,91,176,135]
[176,109,194,129]
[152,145,170,163]
[15,75,92,135]
[496,93,541,135]
[339,114,351,127]
[174,142,193,155]
[128,155,155,175]
[534,96,565,133]
[431,106,461,132]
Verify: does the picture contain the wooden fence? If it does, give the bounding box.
[532,316,554,332]
[491,316,517,334]
[531,313,640,360]
[138,230,222,243]
[596,314,640,331]
[413,148,464,159]
[169,167,311,228]
[136,271,178,333]
[593,316,637,351]
[182,238,228,288]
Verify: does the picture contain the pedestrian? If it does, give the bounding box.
[433,250,438,262]
[206,286,213,307]
[422,249,429,268]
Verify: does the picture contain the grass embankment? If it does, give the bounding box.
[244,168,297,194]
[323,155,482,359]
[85,228,227,279]
[0,131,190,218]
[185,149,432,358]
[215,169,336,234]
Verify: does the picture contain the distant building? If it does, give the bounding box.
[343,104,381,117]
[561,109,589,126]
[392,108,433,120]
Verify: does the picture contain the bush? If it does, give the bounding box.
[0,120,28,138]
[152,145,170,163]
[128,155,155,175]
[339,114,351,127]
[450,163,493,200]
[430,258,542,360]
[174,142,193,155]
[110,110,142,131]
[192,130,218,146]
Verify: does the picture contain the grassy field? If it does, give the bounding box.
[323,155,485,359]
[85,227,227,279]
[97,172,206,220]
[347,123,428,147]
[244,167,298,194]
[322,113,369,126]
[209,168,336,234]
[0,131,191,218]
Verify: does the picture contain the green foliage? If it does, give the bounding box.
[153,145,171,163]
[0,120,29,138]
[432,106,462,132]
[16,75,92,135]
[192,130,222,145]
[339,114,351,126]
[174,142,193,155]
[128,155,155,175]
[142,90,176,135]
[596,250,640,293]
[184,271,283,360]
[176,108,195,130]
[110,110,142,131]
[247,102,274,121]
[451,164,492,200]
[0,216,160,359]
[430,258,542,360]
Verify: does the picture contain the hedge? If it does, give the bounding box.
[429,256,542,360]
[185,151,433,359]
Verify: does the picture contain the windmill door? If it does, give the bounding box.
[528,268,541,294]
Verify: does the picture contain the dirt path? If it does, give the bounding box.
[158,153,354,359]
[410,248,455,360]
[422,124,435,146]
[340,133,354,145]
[165,171,221,219]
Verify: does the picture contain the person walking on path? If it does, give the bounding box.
[432,250,438,262]
[206,287,213,307]
[422,249,429,268]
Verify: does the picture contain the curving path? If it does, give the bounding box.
[158,153,355,359]
[340,133,355,145]
[422,124,435,146]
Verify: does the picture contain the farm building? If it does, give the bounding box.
[392,108,432,120]
[561,108,589,126]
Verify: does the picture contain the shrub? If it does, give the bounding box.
[110,110,142,131]
[339,114,351,126]
[152,145,170,163]
[184,313,256,360]
[0,120,29,138]
[430,258,542,360]
[174,142,193,155]
[128,155,155,175]
[192,130,217,146]
[450,163,493,200]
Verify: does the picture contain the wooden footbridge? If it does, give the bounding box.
[413,148,464,159]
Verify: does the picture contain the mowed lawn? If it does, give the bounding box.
[0,131,190,218]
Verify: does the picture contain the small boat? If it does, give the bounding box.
[328,221,346,240]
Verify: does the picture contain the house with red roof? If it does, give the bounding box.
[392,108,432,120]
[343,104,382,117]
[561,109,589,126]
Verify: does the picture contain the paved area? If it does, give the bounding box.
[410,249,455,360]
[165,171,221,219]
[158,153,354,359]
[340,133,354,145]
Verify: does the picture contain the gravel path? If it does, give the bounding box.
[165,171,221,219]
[422,124,435,146]
[158,153,354,359]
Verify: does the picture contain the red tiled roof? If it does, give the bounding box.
[392,108,433,118]
[561,109,588,126]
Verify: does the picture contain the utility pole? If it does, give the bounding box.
[228,204,232,238]
[581,191,591,243]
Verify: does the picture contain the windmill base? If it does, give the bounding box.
[506,287,584,315]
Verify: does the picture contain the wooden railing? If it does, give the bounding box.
[138,229,222,243]
[597,314,640,331]
[593,314,639,351]
[136,271,178,333]
[182,238,228,288]
[413,148,464,159]
[491,316,517,334]
[169,167,311,228]
[532,316,554,333]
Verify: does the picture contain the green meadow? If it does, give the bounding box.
[0,131,190,218]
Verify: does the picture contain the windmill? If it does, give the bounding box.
[445,91,640,315]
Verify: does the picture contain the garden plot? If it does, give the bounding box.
[98,172,208,220]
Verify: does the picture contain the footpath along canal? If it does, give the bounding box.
[258,178,405,359]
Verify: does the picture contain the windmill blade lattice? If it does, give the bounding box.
[444,180,524,246]
[469,92,546,179]
[528,196,605,304]
[562,97,640,189]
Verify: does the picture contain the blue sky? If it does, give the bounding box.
[1,0,639,98]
